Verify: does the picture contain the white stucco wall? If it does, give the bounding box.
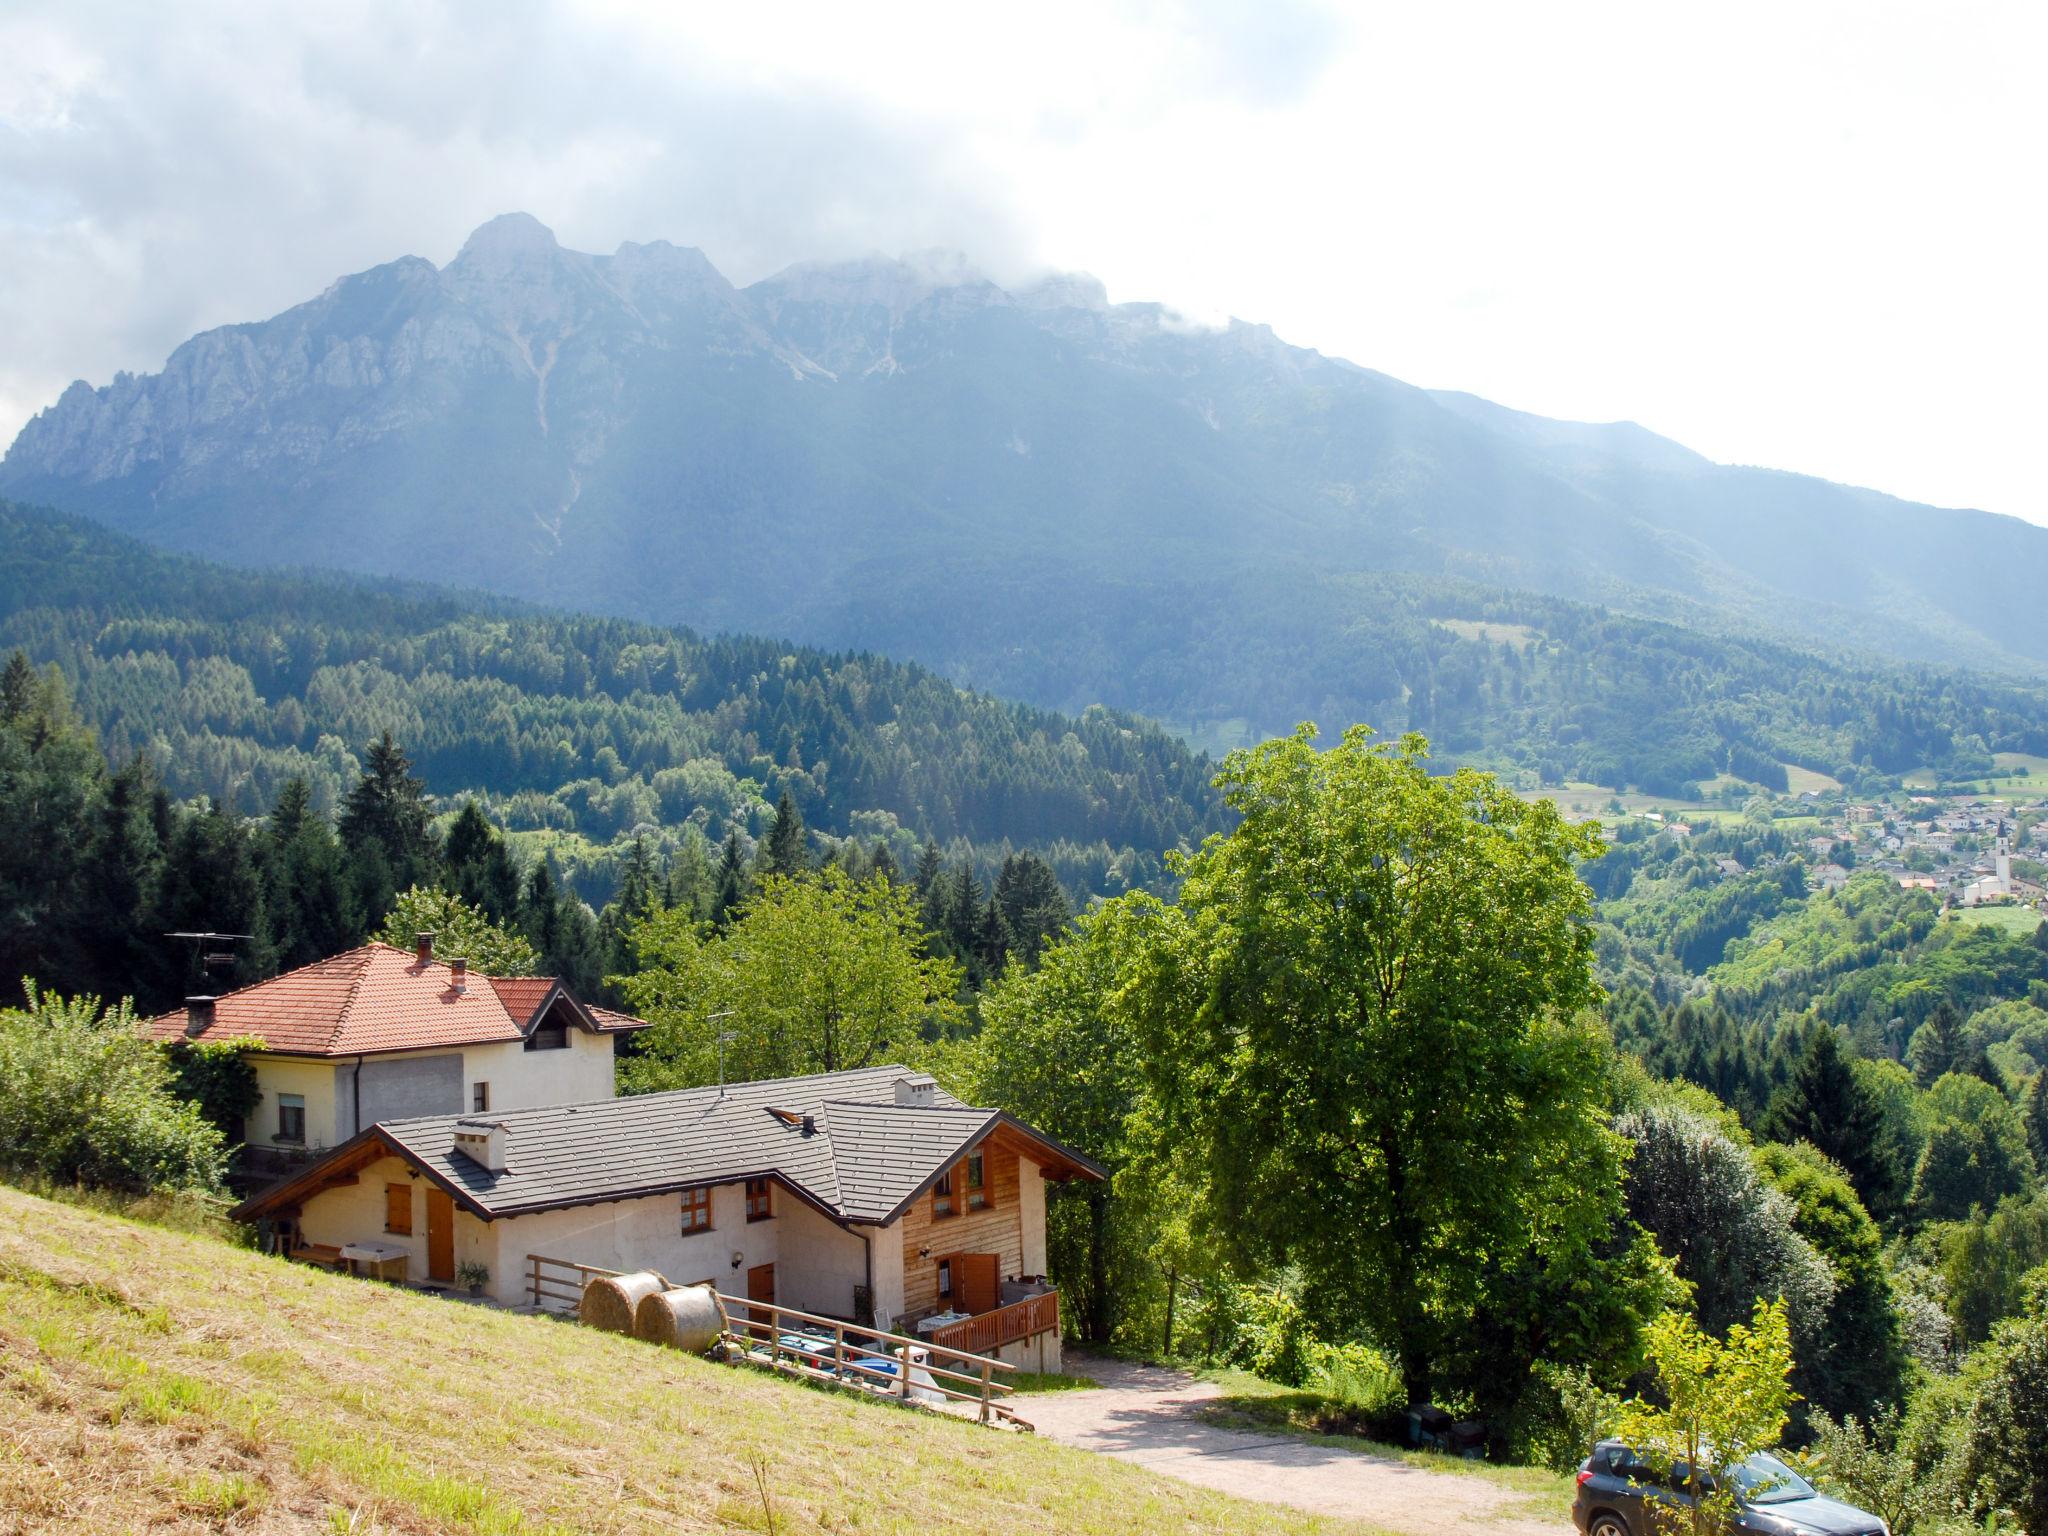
[248,1056,341,1151]
[254,1030,617,1150]
[466,1179,866,1314]
[455,1029,616,1117]
[292,1152,486,1284]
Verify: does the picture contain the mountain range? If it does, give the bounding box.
[7,212,2047,747]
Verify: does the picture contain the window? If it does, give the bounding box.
[679,1186,712,1234]
[524,1023,568,1051]
[471,1082,490,1113]
[384,1182,413,1236]
[745,1178,774,1222]
[965,1150,988,1211]
[932,1167,955,1218]
[937,1258,953,1299]
[276,1093,305,1144]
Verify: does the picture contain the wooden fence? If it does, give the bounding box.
[717,1293,1021,1425]
[524,1252,1027,1427]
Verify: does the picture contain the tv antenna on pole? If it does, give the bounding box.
[707,1010,737,1098]
[164,931,251,990]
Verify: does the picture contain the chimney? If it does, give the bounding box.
[894,1073,938,1108]
[415,931,435,966]
[452,1117,509,1173]
[184,996,217,1036]
[450,956,468,993]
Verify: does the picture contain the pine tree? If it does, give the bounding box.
[763,789,807,878]
[71,752,165,1004]
[711,830,748,928]
[1760,1026,1899,1216]
[993,850,1072,965]
[158,797,277,988]
[913,839,943,897]
[868,843,900,886]
[947,861,984,957]
[2025,1070,2048,1174]
[337,732,439,919]
[1909,1002,1965,1087]
[266,776,357,971]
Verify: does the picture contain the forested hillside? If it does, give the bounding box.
[0,500,1219,902]
[9,498,2048,833]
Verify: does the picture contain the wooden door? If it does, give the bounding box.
[425,1188,455,1283]
[955,1253,999,1315]
[745,1262,776,1329]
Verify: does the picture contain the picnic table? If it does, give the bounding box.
[339,1240,409,1283]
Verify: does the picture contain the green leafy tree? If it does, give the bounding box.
[377,885,539,976]
[1753,1141,1908,1423]
[1910,1073,2038,1225]
[1611,1297,1798,1536]
[1951,1268,2048,1533]
[620,866,962,1091]
[1805,1405,1960,1536]
[165,1039,265,1142]
[1618,1101,1838,1364]
[1120,724,1609,1404]
[969,911,1145,1344]
[2024,1069,2048,1172]
[1760,1027,1899,1217]
[0,983,227,1193]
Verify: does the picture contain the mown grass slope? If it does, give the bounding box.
[0,1185,1373,1535]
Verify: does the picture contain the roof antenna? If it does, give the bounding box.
[164,930,251,990]
[706,1010,736,1099]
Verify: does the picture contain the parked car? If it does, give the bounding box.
[1572,1439,1888,1536]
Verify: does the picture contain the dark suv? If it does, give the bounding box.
[1573,1439,1888,1536]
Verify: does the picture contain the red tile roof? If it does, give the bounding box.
[142,943,648,1056]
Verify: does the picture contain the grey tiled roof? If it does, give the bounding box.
[352,1064,1087,1225]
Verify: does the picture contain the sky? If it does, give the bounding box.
[2,0,2043,522]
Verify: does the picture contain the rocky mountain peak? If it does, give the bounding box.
[451,212,562,269]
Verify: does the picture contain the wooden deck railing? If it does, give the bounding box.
[523,1253,1029,1428]
[927,1290,1058,1356]
[526,1252,621,1313]
[715,1293,1022,1426]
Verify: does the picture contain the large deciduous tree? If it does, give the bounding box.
[619,866,962,1091]
[1120,724,1612,1405]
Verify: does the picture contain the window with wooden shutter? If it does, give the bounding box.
[384,1182,413,1236]
[745,1178,773,1222]
[679,1186,712,1233]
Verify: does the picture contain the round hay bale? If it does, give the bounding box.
[633,1283,724,1354]
[580,1270,666,1335]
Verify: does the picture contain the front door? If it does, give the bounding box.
[746,1262,776,1328]
[425,1188,455,1283]
[954,1252,999,1314]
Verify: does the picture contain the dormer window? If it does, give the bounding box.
[524,1022,568,1051]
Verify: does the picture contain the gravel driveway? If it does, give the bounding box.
[1023,1357,1566,1536]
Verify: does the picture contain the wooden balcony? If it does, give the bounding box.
[926,1289,1058,1356]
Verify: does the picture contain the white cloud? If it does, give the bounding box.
[1,0,2042,521]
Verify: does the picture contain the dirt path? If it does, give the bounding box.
[1023,1357,1567,1536]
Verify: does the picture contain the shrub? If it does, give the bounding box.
[0,983,227,1193]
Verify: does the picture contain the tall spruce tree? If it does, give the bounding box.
[992,850,1072,965]
[1761,1026,1900,1218]
[711,830,748,928]
[337,732,438,920]
[264,776,357,972]
[763,789,808,878]
[1910,1002,1965,1087]
[2025,1070,2048,1173]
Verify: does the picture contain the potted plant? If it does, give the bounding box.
[455,1260,490,1298]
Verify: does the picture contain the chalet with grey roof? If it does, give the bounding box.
[234,1065,1104,1370]
[144,935,649,1175]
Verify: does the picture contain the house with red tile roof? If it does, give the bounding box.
[144,934,648,1171]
